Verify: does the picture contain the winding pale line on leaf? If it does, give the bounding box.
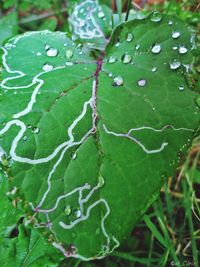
[0,97,93,165]
[69,0,105,40]
[36,99,95,208]
[127,125,195,134]
[35,77,100,210]
[35,184,91,213]
[103,124,195,154]
[1,47,66,118]
[57,198,119,260]
[103,124,168,154]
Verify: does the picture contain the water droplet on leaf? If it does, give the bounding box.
[169,60,181,70]
[43,63,54,72]
[98,176,105,187]
[32,127,40,134]
[65,205,71,215]
[46,48,58,57]
[151,44,161,54]
[179,85,184,91]
[45,45,50,50]
[150,12,162,22]
[152,66,157,72]
[179,46,188,54]
[126,33,133,42]
[172,31,180,39]
[113,76,124,86]
[195,95,200,108]
[122,54,132,64]
[66,49,73,59]
[98,11,105,18]
[74,209,82,218]
[23,136,28,141]
[108,56,117,63]
[138,79,147,87]
[72,153,77,160]
[135,44,140,50]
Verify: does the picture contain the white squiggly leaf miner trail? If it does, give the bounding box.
[69,0,106,41]
[0,31,119,260]
[0,23,197,260]
[103,124,194,154]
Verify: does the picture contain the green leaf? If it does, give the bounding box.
[0,173,22,240]
[0,13,199,261]
[0,12,18,45]
[0,225,60,267]
[39,17,58,31]
[68,0,113,50]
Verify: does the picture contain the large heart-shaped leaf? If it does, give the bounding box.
[0,14,199,261]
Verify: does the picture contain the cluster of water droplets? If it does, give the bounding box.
[41,44,76,72]
[105,12,190,92]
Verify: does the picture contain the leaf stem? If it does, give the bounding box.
[125,0,132,21]
[19,8,67,24]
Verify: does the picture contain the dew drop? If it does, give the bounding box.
[72,153,77,160]
[37,52,42,56]
[98,176,105,187]
[122,54,132,64]
[151,44,161,54]
[46,48,58,57]
[135,44,140,50]
[113,76,124,86]
[172,31,180,39]
[179,46,188,54]
[66,62,74,66]
[168,20,173,26]
[172,46,178,50]
[150,12,162,22]
[65,205,71,215]
[108,56,117,63]
[169,60,181,70]
[195,95,200,108]
[0,147,6,162]
[45,45,50,50]
[126,33,133,42]
[23,136,28,141]
[43,63,54,72]
[138,79,147,87]
[66,49,73,59]
[79,20,86,27]
[32,127,40,134]
[74,209,82,218]
[179,85,184,91]
[151,66,157,72]
[98,11,105,18]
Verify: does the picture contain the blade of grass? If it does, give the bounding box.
[116,0,122,22]
[125,0,132,21]
[147,234,154,267]
[184,175,199,267]
[153,200,180,265]
[112,251,158,264]
[143,215,167,248]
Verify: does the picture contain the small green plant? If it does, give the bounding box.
[0,0,199,266]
